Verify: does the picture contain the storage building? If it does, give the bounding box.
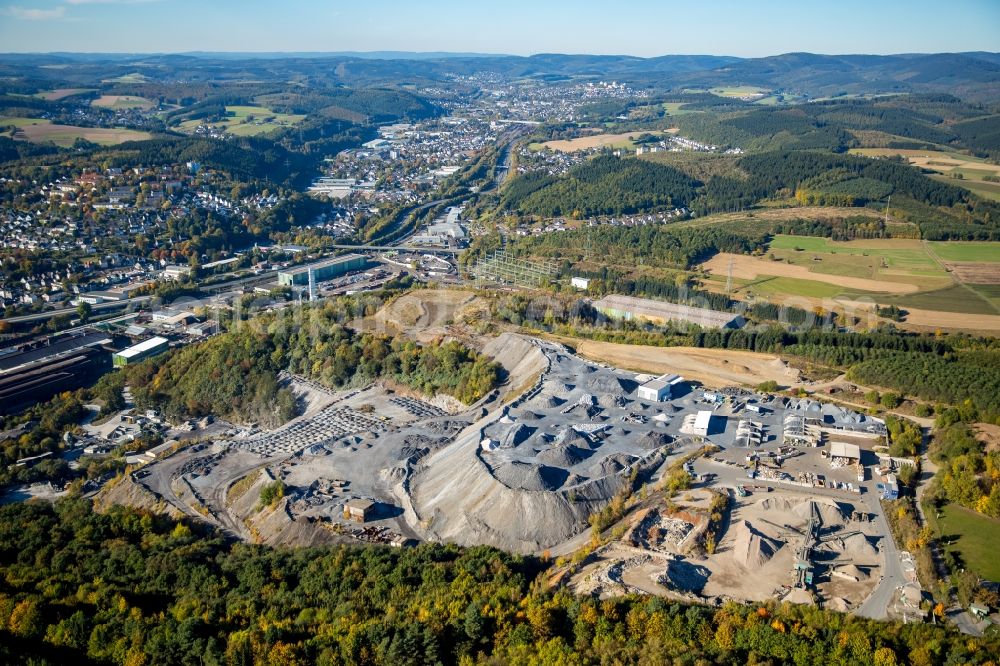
[277,254,368,287]
[346,498,375,523]
[681,410,714,437]
[636,373,684,402]
[830,442,861,464]
[113,336,169,367]
[592,294,743,329]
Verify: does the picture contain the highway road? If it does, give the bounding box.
[2,295,154,325]
[1,240,460,327]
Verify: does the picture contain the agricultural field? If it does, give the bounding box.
[768,236,947,278]
[702,250,935,294]
[176,105,305,137]
[0,116,152,146]
[660,101,700,116]
[928,241,1000,263]
[34,87,94,100]
[540,130,665,153]
[699,237,1000,328]
[931,502,1000,583]
[683,85,770,99]
[91,94,155,110]
[933,177,1000,202]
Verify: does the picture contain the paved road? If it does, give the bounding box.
[855,489,905,619]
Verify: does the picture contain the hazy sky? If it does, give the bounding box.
[1,0,998,56]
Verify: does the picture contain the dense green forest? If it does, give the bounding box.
[113,301,501,425]
[847,351,1000,420]
[508,94,1000,240]
[671,95,997,156]
[507,149,999,239]
[503,220,770,269]
[502,155,698,217]
[1,498,995,666]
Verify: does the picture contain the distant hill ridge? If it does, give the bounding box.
[1,51,998,101]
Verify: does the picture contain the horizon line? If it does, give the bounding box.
[2,49,998,59]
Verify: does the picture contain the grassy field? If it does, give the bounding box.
[101,73,148,84]
[928,241,1000,263]
[734,275,855,299]
[541,130,665,153]
[878,284,999,315]
[932,175,1000,202]
[91,95,155,111]
[768,236,949,280]
[931,502,1000,583]
[1,117,151,147]
[683,86,770,98]
[177,105,305,137]
[660,102,700,116]
[764,236,952,288]
[969,283,1000,308]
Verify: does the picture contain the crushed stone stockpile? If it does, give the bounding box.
[732,520,782,569]
[822,533,878,561]
[408,334,683,554]
[759,496,847,526]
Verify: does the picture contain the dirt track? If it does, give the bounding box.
[891,306,1000,333]
[557,337,801,388]
[702,253,919,294]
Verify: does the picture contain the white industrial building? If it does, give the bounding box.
[681,410,713,437]
[636,373,685,402]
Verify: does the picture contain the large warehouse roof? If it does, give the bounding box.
[0,332,111,374]
[830,442,861,460]
[279,253,366,277]
[592,294,743,329]
[116,336,168,360]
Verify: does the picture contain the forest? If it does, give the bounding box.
[1,497,996,666]
[847,350,1000,421]
[507,147,999,240]
[671,95,997,155]
[504,220,770,270]
[930,420,1000,519]
[501,155,698,217]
